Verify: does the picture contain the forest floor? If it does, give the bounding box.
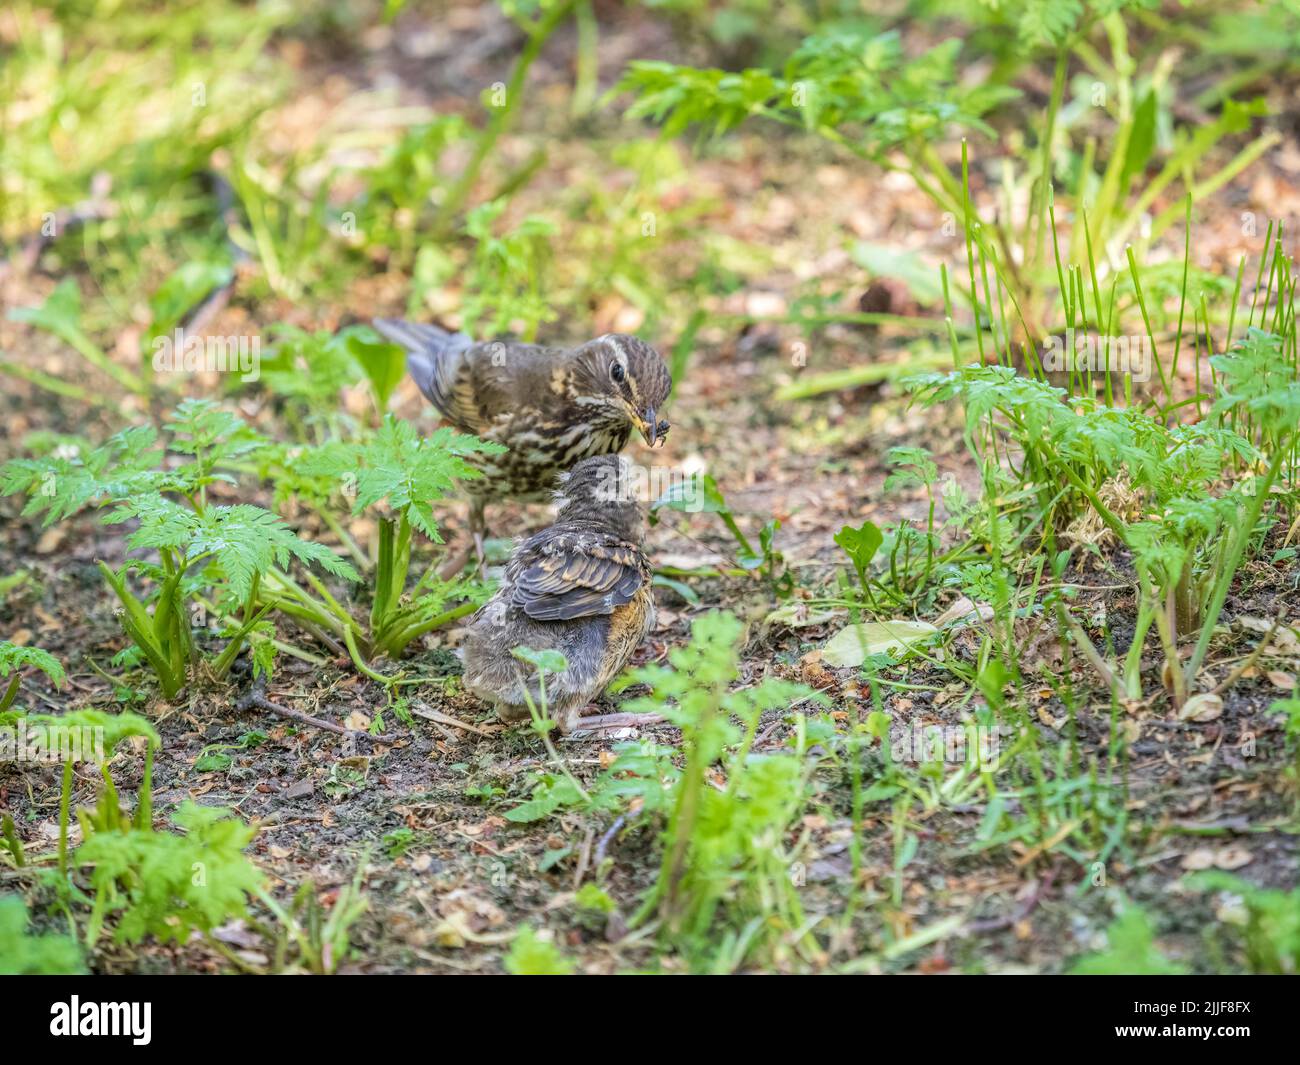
[2,3,1299,973]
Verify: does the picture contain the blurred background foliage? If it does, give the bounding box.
[2,0,1299,393]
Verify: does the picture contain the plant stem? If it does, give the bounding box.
[0,673,20,712]
[433,0,577,235]
[58,762,72,878]
[1184,446,1287,688]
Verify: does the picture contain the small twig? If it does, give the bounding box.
[753,717,786,750]
[572,827,594,890]
[236,678,397,744]
[420,716,461,744]
[408,703,493,738]
[594,815,627,868]
[1211,609,1287,696]
[967,862,1060,935]
[1,173,114,279]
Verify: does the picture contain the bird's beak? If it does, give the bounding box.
[636,407,658,447]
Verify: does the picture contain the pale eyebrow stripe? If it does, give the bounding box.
[602,334,632,366]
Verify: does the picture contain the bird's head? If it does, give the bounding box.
[553,454,645,539]
[574,334,672,447]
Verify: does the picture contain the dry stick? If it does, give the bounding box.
[0,172,114,279]
[966,862,1060,935]
[594,814,627,868]
[181,171,252,336]
[1211,610,1287,697]
[572,827,595,891]
[236,680,397,744]
[408,702,493,738]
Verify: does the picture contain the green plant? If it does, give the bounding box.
[20,709,161,881]
[254,324,408,434]
[381,828,418,859]
[1269,696,1300,814]
[431,0,581,236]
[277,415,504,675]
[625,611,825,970]
[108,497,356,694]
[194,730,267,774]
[257,864,370,975]
[0,896,86,974]
[505,925,575,974]
[10,704,261,952]
[1,400,357,698]
[618,13,1275,331]
[1192,873,1300,975]
[1068,905,1188,974]
[78,802,263,947]
[501,647,601,814]
[254,326,365,439]
[353,116,469,272]
[834,520,884,599]
[908,216,1298,709]
[457,200,558,342]
[652,473,790,595]
[0,642,65,712]
[7,279,146,397]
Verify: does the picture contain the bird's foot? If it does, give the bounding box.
[561,708,665,739]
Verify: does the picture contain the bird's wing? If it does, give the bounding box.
[372,318,485,432]
[465,341,574,427]
[512,535,645,622]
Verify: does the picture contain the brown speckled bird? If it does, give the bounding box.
[373,319,672,559]
[459,455,661,734]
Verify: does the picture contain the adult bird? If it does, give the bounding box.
[459,454,661,734]
[373,319,671,568]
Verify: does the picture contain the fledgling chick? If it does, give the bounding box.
[460,454,660,735]
[373,319,672,563]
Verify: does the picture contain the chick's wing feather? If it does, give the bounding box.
[512,535,644,622]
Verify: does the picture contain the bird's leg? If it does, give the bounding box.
[436,544,472,580]
[469,497,488,579]
[436,498,487,580]
[436,496,488,579]
[560,705,666,738]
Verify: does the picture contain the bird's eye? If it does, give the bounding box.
[610,361,626,384]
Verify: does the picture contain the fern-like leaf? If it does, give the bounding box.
[297,415,504,540]
[0,642,66,688]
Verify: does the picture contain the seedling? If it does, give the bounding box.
[276,415,504,675]
[1,401,358,697]
[624,611,826,969]
[1068,905,1188,975]
[652,472,790,595]
[0,896,86,974]
[1192,873,1300,975]
[0,641,65,712]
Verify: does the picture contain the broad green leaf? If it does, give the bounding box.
[512,647,569,674]
[347,332,407,412]
[834,520,883,587]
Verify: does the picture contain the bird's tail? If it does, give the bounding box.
[372,317,472,414]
